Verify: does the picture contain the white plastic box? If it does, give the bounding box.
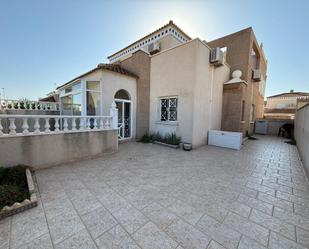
[208,130,243,150]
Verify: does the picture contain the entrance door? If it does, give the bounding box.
[115,99,131,140]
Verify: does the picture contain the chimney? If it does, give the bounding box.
[290,89,294,93]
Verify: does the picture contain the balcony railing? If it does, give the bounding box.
[0,99,60,111]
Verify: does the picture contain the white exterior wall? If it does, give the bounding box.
[101,71,137,138]
[295,104,309,174]
[149,39,230,147]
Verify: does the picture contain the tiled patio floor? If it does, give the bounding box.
[1,136,309,249]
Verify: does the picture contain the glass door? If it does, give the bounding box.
[115,99,131,140]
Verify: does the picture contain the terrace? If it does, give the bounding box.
[1,136,309,249]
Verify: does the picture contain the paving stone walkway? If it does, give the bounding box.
[1,136,309,249]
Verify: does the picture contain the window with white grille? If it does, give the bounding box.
[160,97,178,121]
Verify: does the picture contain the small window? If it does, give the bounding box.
[65,86,72,94]
[160,97,178,122]
[87,81,100,91]
[250,104,255,122]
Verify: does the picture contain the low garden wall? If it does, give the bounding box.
[294,104,309,175]
[0,129,118,169]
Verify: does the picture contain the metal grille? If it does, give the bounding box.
[160,98,177,122]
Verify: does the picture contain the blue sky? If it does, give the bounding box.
[0,0,308,100]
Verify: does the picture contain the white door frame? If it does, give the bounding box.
[115,98,132,140]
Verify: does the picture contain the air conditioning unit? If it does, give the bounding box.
[210,47,224,66]
[252,69,261,81]
[148,42,161,55]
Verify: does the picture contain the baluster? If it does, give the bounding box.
[17,102,21,109]
[54,117,60,132]
[99,117,104,129]
[34,102,38,110]
[63,118,68,132]
[9,118,16,135]
[72,117,77,131]
[86,118,91,130]
[22,118,29,135]
[34,117,40,134]
[80,117,86,130]
[0,118,3,136]
[106,117,111,128]
[93,118,98,129]
[44,118,50,133]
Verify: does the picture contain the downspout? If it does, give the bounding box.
[209,65,215,130]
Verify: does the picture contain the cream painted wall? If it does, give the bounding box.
[79,69,137,138]
[149,39,230,147]
[149,40,196,143]
[191,41,229,147]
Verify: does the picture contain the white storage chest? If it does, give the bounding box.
[208,130,243,150]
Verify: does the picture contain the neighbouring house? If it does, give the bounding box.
[51,21,267,147]
[208,27,267,135]
[264,90,309,120]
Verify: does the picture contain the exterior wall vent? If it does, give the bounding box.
[210,47,224,66]
[148,42,161,55]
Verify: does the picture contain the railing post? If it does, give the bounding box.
[34,117,40,134]
[44,118,50,133]
[0,118,3,136]
[9,118,16,135]
[110,101,118,129]
[22,118,29,135]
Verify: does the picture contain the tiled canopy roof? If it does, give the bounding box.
[57,63,138,89]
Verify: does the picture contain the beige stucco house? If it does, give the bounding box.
[55,21,266,148]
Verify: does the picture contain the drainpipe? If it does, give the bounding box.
[209,65,215,130]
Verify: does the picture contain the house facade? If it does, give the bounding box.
[54,21,266,147]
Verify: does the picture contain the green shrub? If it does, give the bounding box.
[138,133,153,143]
[152,131,162,141]
[0,184,30,209]
[164,132,181,145]
[139,132,181,145]
[285,139,296,145]
[0,166,30,209]
[246,131,258,140]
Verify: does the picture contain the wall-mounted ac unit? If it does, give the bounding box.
[148,42,161,55]
[210,47,224,66]
[252,69,261,81]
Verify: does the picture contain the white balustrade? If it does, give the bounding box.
[0,101,118,137]
[0,115,116,137]
[0,99,60,112]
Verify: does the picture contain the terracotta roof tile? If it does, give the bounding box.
[57,63,138,89]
